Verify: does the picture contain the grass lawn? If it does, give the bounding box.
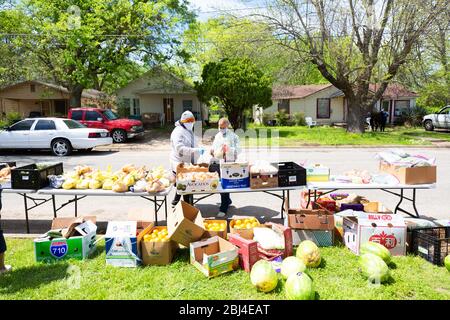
[241,125,450,147]
[1,238,449,300]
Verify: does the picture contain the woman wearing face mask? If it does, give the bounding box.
[170,110,205,206]
[210,118,241,217]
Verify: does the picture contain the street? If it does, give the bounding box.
[0,147,449,234]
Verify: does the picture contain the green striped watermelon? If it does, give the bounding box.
[360,241,392,264]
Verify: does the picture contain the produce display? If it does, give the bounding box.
[360,241,392,264]
[57,164,174,193]
[358,253,391,283]
[296,240,321,268]
[143,227,170,242]
[285,272,315,300]
[203,221,227,232]
[280,256,306,280]
[231,218,259,230]
[250,260,279,293]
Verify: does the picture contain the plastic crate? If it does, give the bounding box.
[412,227,450,265]
[11,162,63,189]
[277,162,306,187]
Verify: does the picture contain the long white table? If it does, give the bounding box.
[37,187,172,225]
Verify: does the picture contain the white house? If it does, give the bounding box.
[262,83,418,125]
[116,67,206,125]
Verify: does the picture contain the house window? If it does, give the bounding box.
[394,100,410,117]
[30,84,36,92]
[183,100,193,112]
[317,98,331,118]
[278,99,290,113]
[132,98,140,115]
[122,98,131,110]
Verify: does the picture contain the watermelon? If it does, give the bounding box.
[296,240,321,268]
[359,253,390,284]
[281,256,306,280]
[360,241,392,264]
[250,260,279,293]
[285,272,315,300]
[445,255,450,272]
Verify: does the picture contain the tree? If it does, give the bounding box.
[22,0,194,107]
[195,58,272,130]
[258,0,447,133]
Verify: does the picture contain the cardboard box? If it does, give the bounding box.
[306,165,330,182]
[312,199,336,213]
[34,217,97,262]
[363,202,392,213]
[291,229,334,247]
[343,213,406,256]
[228,223,293,272]
[190,236,239,278]
[203,219,228,239]
[141,226,179,265]
[220,161,250,189]
[287,208,334,230]
[176,163,220,193]
[379,161,436,185]
[105,220,154,267]
[229,215,260,240]
[167,201,205,247]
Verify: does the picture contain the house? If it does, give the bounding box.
[116,67,206,125]
[0,80,109,118]
[261,83,418,125]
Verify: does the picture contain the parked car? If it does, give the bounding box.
[423,105,450,131]
[68,108,144,143]
[0,118,112,156]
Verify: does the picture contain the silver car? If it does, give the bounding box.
[423,105,450,131]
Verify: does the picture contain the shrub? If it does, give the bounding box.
[293,112,307,126]
[0,120,8,129]
[263,112,274,126]
[6,112,21,125]
[401,106,429,127]
[275,110,290,126]
[116,101,131,118]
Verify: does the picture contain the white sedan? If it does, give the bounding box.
[0,118,113,156]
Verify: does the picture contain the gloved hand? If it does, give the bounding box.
[196,147,205,155]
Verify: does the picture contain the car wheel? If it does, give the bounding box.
[424,120,434,131]
[112,129,127,143]
[51,138,72,157]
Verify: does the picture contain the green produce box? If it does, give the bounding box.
[34,218,97,262]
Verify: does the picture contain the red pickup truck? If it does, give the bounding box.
[68,108,144,143]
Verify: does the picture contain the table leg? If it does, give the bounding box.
[74,195,78,218]
[306,189,311,208]
[394,189,404,214]
[412,189,419,218]
[23,194,30,234]
[164,196,168,222]
[154,196,158,226]
[52,195,57,218]
[283,190,290,220]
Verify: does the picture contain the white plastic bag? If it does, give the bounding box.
[253,227,285,250]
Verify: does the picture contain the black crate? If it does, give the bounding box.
[277,161,307,187]
[412,227,450,265]
[11,162,63,190]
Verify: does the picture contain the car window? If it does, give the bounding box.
[63,120,86,129]
[85,111,102,121]
[103,109,119,120]
[34,120,56,130]
[9,120,35,131]
[71,110,83,120]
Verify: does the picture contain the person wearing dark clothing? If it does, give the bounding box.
[0,188,12,274]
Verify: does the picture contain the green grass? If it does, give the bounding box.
[1,239,449,300]
[241,125,450,147]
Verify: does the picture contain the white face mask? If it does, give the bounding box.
[183,122,194,131]
[220,128,228,135]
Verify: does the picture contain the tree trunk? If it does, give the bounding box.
[346,97,366,133]
[226,107,241,130]
[68,85,84,108]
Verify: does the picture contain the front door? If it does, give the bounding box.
[163,98,174,123]
[381,100,391,123]
[54,100,68,116]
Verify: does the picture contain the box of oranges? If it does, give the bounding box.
[204,219,228,239]
[141,226,179,265]
[229,216,260,240]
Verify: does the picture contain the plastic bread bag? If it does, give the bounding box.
[48,175,65,189]
[253,227,285,250]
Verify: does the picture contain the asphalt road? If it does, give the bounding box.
[0,147,448,234]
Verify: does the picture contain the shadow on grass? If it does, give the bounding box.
[0,263,70,294]
[388,261,397,269]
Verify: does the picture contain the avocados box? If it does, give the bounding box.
[190,236,239,278]
[168,201,206,247]
[343,213,406,256]
[379,161,436,185]
[176,163,220,193]
[34,216,97,262]
[141,226,179,266]
[220,161,250,189]
[105,220,154,267]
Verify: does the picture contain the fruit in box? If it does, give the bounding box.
[359,253,390,283]
[296,240,321,268]
[204,221,227,232]
[360,241,392,264]
[143,227,170,242]
[285,272,315,300]
[250,260,279,293]
[281,256,306,280]
[231,218,259,230]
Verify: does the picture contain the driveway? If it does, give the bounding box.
[0,148,448,234]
